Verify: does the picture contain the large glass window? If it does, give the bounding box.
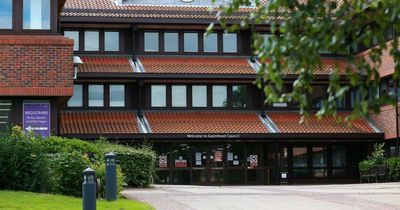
[104,31,119,52]
[164,32,179,52]
[144,32,159,52]
[109,85,125,107]
[84,31,99,51]
[192,85,207,107]
[172,85,187,107]
[0,0,12,29]
[184,32,198,52]
[293,147,308,167]
[67,85,83,107]
[332,146,347,168]
[88,85,104,107]
[312,147,327,178]
[203,33,218,53]
[232,85,247,107]
[223,33,238,53]
[23,0,50,30]
[151,85,166,107]
[64,31,79,51]
[212,85,227,107]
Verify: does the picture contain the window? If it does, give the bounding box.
[223,33,237,53]
[144,32,159,52]
[312,86,327,108]
[332,146,346,167]
[64,31,79,51]
[151,85,166,107]
[0,100,12,133]
[84,31,99,51]
[192,85,207,107]
[184,32,198,52]
[23,0,50,30]
[293,147,308,178]
[67,85,83,107]
[0,0,12,29]
[312,147,327,177]
[109,85,125,107]
[105,31,119,52]
[203,33,218,53]
[212,85,227,107]
[164,32,179,52]
[88,85,104,107]
[232,85,247,107]
[172,85,187,107]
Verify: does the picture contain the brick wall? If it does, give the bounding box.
[0,35,74,96]
[370,103,400,139]
[357,40,395,78]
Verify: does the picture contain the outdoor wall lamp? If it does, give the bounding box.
[73,56,83,80]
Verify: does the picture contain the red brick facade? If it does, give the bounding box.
[0,35,74,96]
[370,103,400,139]
[357,41,395,78]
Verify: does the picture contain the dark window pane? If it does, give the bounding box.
[164,32,179,52]
[313,169,328,178]
[293,147,307,167]
[172,144,191,168]
[232,85,247,107]
[144,32,159,52]
[312,147,327,167]
[332,145,347,167]
[67,85,83,107]
[203,33,218,53]
[184,32,198,52]
[155,170,170,184]
[23,0,50,30]
[84,31,99,51]
[105,31,119,51]
[0,0,12,29]
[64,31,79,51]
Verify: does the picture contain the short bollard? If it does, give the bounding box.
[105,152,117,201]
[83,167,96,210]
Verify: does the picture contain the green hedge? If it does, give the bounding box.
[0,126,156,197]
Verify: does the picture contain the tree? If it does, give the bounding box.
[210,0,400,121]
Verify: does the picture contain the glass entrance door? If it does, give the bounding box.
[209,145,225,184]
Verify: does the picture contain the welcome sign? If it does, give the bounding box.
[23,103,51,137]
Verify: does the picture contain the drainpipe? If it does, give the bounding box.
[395,78,399,156]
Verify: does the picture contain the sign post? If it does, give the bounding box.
[23,103,51,137]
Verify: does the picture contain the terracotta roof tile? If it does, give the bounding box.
[145,111,268,134]
[79,56,133,73]
[60,111,139,135]
[267,112,376,133]
[138,57,255,74]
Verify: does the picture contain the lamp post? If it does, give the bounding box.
[105,152,117,201]
[82,167,96,210]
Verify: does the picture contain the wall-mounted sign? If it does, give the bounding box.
[214,151,223,162]
[249,155,258,167]
[175,159,187,168]
[159,155,168,168]
[186,134,240,139]
[23,103,50,137]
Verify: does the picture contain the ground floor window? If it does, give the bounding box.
[0,100,11,133]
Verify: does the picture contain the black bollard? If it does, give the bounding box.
[83,167,96,210]
[105,152,117,201]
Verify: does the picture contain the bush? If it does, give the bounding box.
[385,157,400,181]
[0,127,51,192]
[358,159,374,173]
[92,162,126,198]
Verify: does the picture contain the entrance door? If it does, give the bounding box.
[208,145,225,184]
[191,144,226,185]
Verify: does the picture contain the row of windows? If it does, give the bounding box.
[0,0,50,30]
[68,84,125,108]
[63,30,120,52]
[144,31,238,53]
[150,84,247,108]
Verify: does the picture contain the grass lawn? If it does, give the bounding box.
[0,190,153,210]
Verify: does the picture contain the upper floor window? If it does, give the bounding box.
[172,85,187,107]
[64,31,79,51]
[67,85,83,107]
[184,32,198,52]
[151,85,166,107]
[223,33,237,53]
[23,0,50,30]
[203,33,218,53]
[0,0,12,29]
[144,32,159,52]
[84,31,99,51]
[104,31,119,52]
[232,85,247,107]
[88,85,104,107]
[164,32,179,52]
[212,85,227,107]
[192,85,207,107]
[109,85,125,107]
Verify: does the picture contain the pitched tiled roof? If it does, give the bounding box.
[267,112,376,133]
[79,56,133,73]
[138,57,256,74]
[61,0,252,21]
[60,111,139,135]
[145,111,268,133]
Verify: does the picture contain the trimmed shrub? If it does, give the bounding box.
[385,157,400,181]
[92,162,126,198]
[0,127,51,192]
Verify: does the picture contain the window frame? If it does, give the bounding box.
[151,85,167,108]
[67,84,83,107]
[84,30,100,52]
[109,84,125,107]
[104,31,120,52]
[144,31,160,52]
[0,0,13,30]
[64,30,80,51]
[88,84,104,107]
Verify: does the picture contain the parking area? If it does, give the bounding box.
[122,183,400,210]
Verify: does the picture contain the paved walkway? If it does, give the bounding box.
[122,183,400,210]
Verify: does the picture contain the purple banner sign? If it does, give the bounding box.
[23,103,51,137]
